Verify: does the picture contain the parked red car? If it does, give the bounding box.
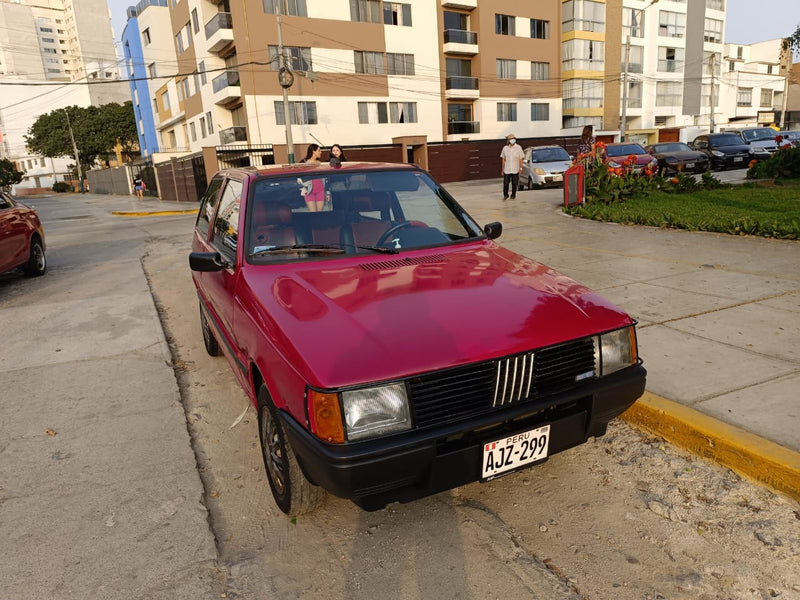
[189,163,646,515]
[0,190,46,277]
[602,142,658,174]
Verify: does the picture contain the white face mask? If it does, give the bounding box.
[509,139,516,145]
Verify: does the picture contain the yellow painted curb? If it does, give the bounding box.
[112,209,198,217]
[621,391,800,503]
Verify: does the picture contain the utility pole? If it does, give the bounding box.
[709,53,716,133]
[63,108,84,193]
[276,0,295,163]
[620,0,658,142]
[780,46,790,130]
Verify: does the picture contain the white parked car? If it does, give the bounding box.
[519,145,573,189]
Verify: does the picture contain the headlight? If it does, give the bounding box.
[711,150,725,157]
[593,326,637,376]
[342,383,411,441]
[608,160,622,168]
[533,168,546,175]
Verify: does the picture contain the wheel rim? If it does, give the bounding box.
[33,243,45,271]
[201,312,212,346]
[261,406,287,496]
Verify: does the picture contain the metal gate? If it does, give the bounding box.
[216,144,275,169]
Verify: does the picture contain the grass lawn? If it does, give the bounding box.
[566,179,800,240]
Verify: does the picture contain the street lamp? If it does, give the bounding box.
[620,0,658,142]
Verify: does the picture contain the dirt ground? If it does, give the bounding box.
[144,236,800,600]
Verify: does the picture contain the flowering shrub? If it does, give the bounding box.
[746,145,800,179]
[579,141,659,203]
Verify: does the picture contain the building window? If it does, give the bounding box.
[497,102,517,122]
[658,47,684,73]
[358,102,388,124]
[190,122,197,142]
[191,8,199,33]
[706,0,724,9]
[268,46,312,71]
[275,101,318,124]
[760,88,773,107]
[199,61,207,84]
[737,46,743,59]
[562,39,605,71]
[350,0,382,23]
[264,0,308,16]
[701,83,720,107]
[736,87,752,107]
[531,19,549,39]
[161,92,171,111]
[704,18,722,43]
[389,102,417,123]
[42,37,55,43]
[387,53,414,76]
[626,81,643,108]
[184,22,192,47]
[496,59,516,79]
[495,14,515,36]
[562,0,605,33]
[354,51,385,74]
[659,11,686,38]
[43,48,57,54]
[622,8,645,38]
[655,81,682,106]
[729,60,735,72]
[444,10,468,31]
[181,78,190,98]
[530,61,549,80]
[531,103,549,121]
[153,98,158,114]
[200,117,207,138]
[148,62,157,78]
[767,64,774,74]
[562,79,603,109]
[384,2,411,26]
[623,45,644,73]
[176,32,184,54]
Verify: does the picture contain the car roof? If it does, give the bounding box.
[526,144,564,150]
[213,161,420,180]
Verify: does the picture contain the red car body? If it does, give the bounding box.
[0,190,46,277]
[602,143,658,174]
[190,163,646,513]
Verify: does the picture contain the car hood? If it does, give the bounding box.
[244,243,633,389]
[712,144,750,154]
[748,140,778,149]
[530,160,572,173]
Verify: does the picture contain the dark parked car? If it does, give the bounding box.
[601,143,658,174]
[644,142,710,175]
[189,162,646,515]
[0,190,46,277]
[691,133,751,170]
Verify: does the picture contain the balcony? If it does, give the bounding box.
[441,0,476,8]
[219,126,248,145]
[443,29,478,55]
[447,121,480,135]
[205,12,233,53]
[445,76,479,100]
[212,70,241,105]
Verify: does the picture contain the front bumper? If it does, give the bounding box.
[282,364,646,510]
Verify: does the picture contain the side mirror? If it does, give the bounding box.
[189,251,232,272]
[483,222,502,240]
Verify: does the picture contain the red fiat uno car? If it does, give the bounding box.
[190,163,646,515]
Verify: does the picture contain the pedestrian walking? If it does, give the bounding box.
[133,174,144,199]
[576,125,596,161]
[500,133,524,200]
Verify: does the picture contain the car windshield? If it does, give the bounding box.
[529,147,570,162]
[713,134,746,147]
[606,144,646,157]
[654,143,691,152]
[739,129,776,142]
[247,168,484,262]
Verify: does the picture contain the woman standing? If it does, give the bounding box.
[576,125,596,160]
[299,144,325,212]
[329,144,347,167]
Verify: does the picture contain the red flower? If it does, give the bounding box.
[670,177,679,184]
[748,159,757,168]
[775,135,783,143]
[596,141,607,149]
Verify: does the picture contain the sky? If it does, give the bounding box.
[106,0,800,60]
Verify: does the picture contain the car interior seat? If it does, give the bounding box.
[251,202,296,247]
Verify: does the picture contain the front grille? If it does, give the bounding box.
[409,338,596,429]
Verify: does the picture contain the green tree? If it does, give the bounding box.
[24,102,137,169]
[0,158,24,188]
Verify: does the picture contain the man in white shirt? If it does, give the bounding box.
[500,133,525,200]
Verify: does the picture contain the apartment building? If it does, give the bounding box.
[125,0,564,161]
[719,39,791,129]
[0,0,128,188]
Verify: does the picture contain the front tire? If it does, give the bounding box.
[199,303,221,356]
[258,385,324,516]
[22,237,46,276]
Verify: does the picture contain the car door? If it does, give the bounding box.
[201,177,245,368]
[0,193,28,273]
[693,137,710,158]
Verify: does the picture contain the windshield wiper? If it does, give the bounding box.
[353,245,399,254]
[250,244,346,256]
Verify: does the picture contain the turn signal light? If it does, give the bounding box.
[307,390,345,444]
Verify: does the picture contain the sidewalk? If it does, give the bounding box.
[445,178,800,501]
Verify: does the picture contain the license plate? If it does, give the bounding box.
[481,424,550,480]
[686,162,695,169]
[734,156,743,162]
[552,174,563,182]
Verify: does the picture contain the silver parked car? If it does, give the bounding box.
[519,145,573,189]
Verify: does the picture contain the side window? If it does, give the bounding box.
[196,176,224,238]
[211,179,244,263]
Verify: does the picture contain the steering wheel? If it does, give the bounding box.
[376,221,414,247]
